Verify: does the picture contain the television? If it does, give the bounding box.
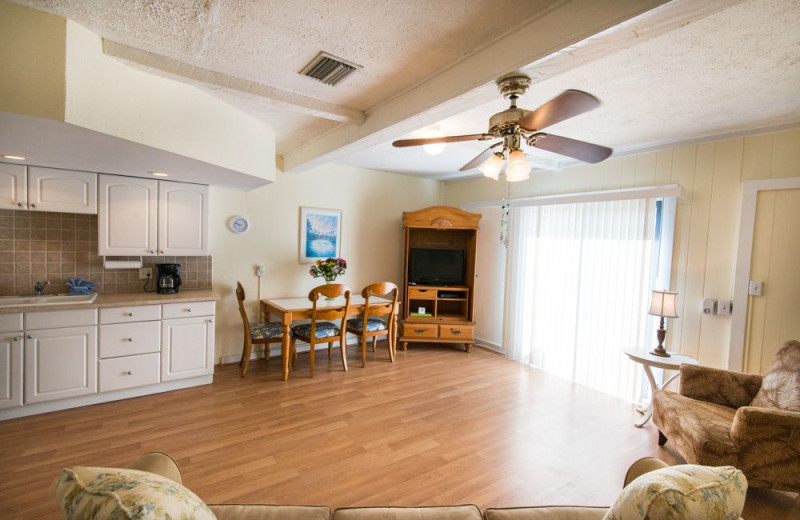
[408,248,464,286]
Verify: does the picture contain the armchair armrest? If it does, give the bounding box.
[679,364,762,408]
[731,406,800,443]
[126,452,183,484]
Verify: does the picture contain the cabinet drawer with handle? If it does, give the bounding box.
[402,323,438,338]
[408,287,436,299]
[439,324,474,340]
[99,353,160,392]
[162,301,215,319]
[99,321,161,358]
[100,305,161,325]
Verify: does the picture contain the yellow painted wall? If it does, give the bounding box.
[210,165,441,361]
[444,128,800,368]
[0,0,66,120]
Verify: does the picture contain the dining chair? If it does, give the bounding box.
[290,283,351,378]
[346,281,399,367]
[236,281,294,377]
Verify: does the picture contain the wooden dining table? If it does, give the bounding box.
[261,294,400,380]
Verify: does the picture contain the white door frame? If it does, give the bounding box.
[729,176,800,371]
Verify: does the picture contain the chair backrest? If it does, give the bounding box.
[360,281,399,320]
[236,282,251,331]
[308,283,351,332]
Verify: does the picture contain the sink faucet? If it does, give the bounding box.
[34,280,50,296]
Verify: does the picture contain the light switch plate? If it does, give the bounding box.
[717,300,732,316]
[703,299,717,315]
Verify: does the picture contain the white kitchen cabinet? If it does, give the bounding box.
[24,325,98,404]
[161,301,215,382]
[98,305,161,393]
[98,175,208,256]
[0,332,23,410]
[0,163,97,213]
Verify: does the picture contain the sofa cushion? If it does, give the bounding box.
[210,504,332,520]
[334,505,482,520]
[55,466,216,520]
[750,340,800,411]
[602,464,746,520]
[485,506,607,520]
[651,390,739,466]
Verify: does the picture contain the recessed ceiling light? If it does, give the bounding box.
[1,154,26,161]
[151,172,169,177]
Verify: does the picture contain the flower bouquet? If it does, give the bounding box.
[309,257,347,282]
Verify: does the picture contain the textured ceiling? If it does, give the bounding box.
[13,0,800,181]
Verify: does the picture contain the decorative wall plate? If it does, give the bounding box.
[229,215,249,234]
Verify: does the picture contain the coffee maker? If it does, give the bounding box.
[156,264,182,294]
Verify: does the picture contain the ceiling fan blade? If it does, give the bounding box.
[519,90,600,131]
[392,134,490,147]
[531,133,612,163]
[460,142,503,171]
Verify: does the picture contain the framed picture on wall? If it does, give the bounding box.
[299,207,342,263]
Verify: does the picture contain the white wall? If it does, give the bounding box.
[444,128,800,369]
[210,164,441,361]
[64,21,275,183]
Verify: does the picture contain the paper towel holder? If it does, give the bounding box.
[103,257,144,269]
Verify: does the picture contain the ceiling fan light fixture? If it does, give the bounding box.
[478,152,504,180]
[505,149,531,182]
[422,129,446,155]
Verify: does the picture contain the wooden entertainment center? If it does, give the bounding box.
[399,206,480,352]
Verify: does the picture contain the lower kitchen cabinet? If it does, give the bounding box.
[161,315,215,381]
[24,325,98,404]
[0,332,23,409]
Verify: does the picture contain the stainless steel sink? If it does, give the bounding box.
[0,293,98,308]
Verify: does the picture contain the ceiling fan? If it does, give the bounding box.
[392,74,613,181]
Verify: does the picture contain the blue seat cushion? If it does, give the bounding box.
[292,322,341,339]
[347,317,387,333]
[251,322,284,340]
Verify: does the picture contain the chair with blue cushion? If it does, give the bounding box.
[346,282,399,367]
[291,283,351,378]
[236,281,293,377]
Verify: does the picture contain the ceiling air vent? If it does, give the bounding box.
[300,52,362,86]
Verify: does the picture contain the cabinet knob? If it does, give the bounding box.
[126,338,133,342]
[16,202,24,208]
[30,203,37,209]
[207,319,213,323]
[13,336,21,342]
[185,308,192,313]
[126,371,133,375]
[158,250,164,254]
[126,312,134,317]
[450,329,461,335]
[26,334,33,339]
[149,250,156,254]
[414,328,426,333]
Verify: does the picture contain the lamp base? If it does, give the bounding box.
[650,346,671,357]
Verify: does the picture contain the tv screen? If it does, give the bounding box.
[409,248,464,286]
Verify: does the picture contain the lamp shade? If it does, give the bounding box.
[422,129,445,155]
[505,150,531,182]
[478,153,504,180]
[648,290,678,318]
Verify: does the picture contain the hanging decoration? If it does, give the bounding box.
[500,184,510,247]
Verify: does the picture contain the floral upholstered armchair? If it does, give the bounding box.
[652,340,800,492]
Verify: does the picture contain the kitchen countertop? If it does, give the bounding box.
[0,289,221,313]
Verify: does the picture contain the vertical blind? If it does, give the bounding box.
[503,198,657,403]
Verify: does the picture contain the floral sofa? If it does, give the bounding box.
[652,339,800,492]
[54,452,747,520]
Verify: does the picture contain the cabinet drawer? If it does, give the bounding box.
[24,309,97,329]
[0,313,22,333]
[408,287,436,299]
[100,321,160,358]
[99,353,160,392]
[403,323,438,338]
[162,301,215,319]
[100,305,161,324]
[439,324,474,341]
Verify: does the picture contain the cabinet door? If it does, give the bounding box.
[98,175,158,255]
[24,326,97,404]
[158,181,209,256]
[0,333,23,409]
[27,166,97,214]
[161,316,214,381]
[0,162,27,210]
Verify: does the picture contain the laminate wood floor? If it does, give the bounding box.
[0,344,797,519]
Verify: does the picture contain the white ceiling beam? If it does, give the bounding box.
[281,0,671,173]
[102,39,365,125]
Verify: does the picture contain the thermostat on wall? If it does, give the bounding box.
[228,215,249,234]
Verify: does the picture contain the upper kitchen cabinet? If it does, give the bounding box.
[0,163,97,214]
[98,175,209,256]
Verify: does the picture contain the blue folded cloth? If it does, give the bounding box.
[66,278,95,295]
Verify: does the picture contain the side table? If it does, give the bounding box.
[624,349,698,428]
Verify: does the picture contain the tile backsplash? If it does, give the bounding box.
[0,210,212,297]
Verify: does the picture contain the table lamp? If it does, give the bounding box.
[649,290,678,357]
